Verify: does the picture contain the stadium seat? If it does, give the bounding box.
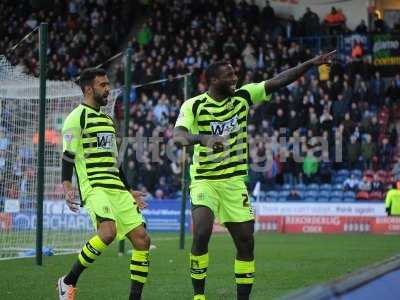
[282,184,291,190]
[330,197,342,202]
[266,196,278,202]
[266,191,278,197]
[332,190,344,197]
[295,183,306,190]
[343,197,355,202]
[351,169,362,178]
[369,191,383,200]
[364,170,374,178]
[356,191,369,200]
[334,176,346,184]
[317,197,329,202]
[334,184,343,190]
[304,197,316,202]
[280,190,290,198]
[320,184,332,190]
[308,183,319,191]
[319,190,331,198]
[338,169,350,177]
[344,191,356,198]
[304,190,318,198]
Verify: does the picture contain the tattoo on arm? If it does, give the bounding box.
[264,60,314,94]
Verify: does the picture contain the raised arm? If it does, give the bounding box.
[264,50,336,94]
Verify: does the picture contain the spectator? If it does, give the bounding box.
[361,134,376,170]
[347,135,361,169]
[154,189,164,200]
[359,175,372,192]
[319,151,332,183]
[125,160,139,189]
[303,150,319,184]
[374,13,387,33]
[379,137,393,170]
[371,174,384,192]
[287,189,301,201]
[355,20,368,34]
[332,94,349,125]
[324,7,346,35]
[261,1,276,32]
[301,7,320,36]
[392,161,400,182]
[344,174,362,191]
[351,41,364,59]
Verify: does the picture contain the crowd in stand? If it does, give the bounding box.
[1,0,400,200]
[115,0,400,198]
[0,0,139,79]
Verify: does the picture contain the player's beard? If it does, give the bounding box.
[94,90,108,106]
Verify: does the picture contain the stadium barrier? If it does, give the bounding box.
[0,199,191,233]
[2,199,398,235]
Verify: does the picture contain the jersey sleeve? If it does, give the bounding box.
[175,99,195,132]
[62,111,82,155]
[238,82,272,105]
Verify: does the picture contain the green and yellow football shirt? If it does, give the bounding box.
[175,82,271,182]
[62,103,126,200]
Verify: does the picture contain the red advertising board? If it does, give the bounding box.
[255,216,400,234]
[372,217,400,234]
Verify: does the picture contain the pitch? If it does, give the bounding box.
[1,233,399,300]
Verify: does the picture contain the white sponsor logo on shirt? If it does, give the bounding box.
[97,133,113,150]
[210,115,240,136]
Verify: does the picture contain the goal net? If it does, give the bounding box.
[0,56,119,259]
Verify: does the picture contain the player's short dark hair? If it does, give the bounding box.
[78,68,107,92]
[205,61,230,85]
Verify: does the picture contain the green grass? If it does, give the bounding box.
[1,233,399,300]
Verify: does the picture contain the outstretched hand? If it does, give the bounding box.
[131,190,148,209]
[310,50,337,66]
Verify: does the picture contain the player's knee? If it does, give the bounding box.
[236,235,254,259]
[193,229,211,248]
[99,227,117,245]
[133,231,150,250]
[141,234,151,250]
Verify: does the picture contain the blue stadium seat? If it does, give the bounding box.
[282,184,291,190]
[295,183,306,190]
[266,196,277,202]
[332,190,344,197]
[351,169,362,178]
[266,191,278,197]
[334,184,344,190]
[320,184,332,190]
[317,197,329,202]
[343,197,355,202]
[330,197,343,202]
[304,197,316,202]
[308,183,319,191]
[280,190,290,198]
[344,191,356,198]
[338,169,350,177]
[304,190,318,198]
[319,190,331,198]
[334,176,346,184]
